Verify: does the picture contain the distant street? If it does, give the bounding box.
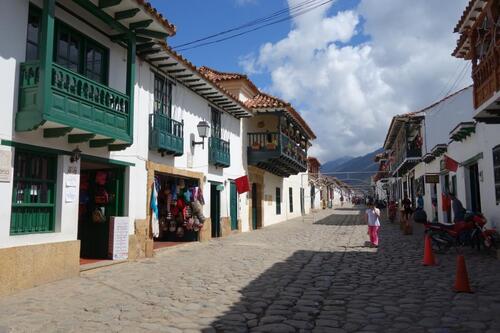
[1,208,500,333]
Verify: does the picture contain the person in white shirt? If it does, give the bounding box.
[365,201,381,248]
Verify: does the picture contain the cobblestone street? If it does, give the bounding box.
[1,207,500,333]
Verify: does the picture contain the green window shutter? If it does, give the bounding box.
[10,150,57,235]
[276,187,281,215]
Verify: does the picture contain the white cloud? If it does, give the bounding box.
[242,0,470,162]
[234,0,258,6]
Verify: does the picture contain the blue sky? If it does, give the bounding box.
[150,0,364,90]
[149,0,470,162]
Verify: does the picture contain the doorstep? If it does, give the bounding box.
[80,259,128,272]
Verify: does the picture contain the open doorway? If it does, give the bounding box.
[78,160,124,264]
[467,163,482,213]
[211,183,221,237]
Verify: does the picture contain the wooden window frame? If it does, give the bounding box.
[276,187,281,215]
[211,107,222,139]
[493,145,500,204]
[10,149,58,235]
[26,4,42,61]
[154,74,173,117]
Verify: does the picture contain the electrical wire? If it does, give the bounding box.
[173,0,335,52]
[171,0,321,49]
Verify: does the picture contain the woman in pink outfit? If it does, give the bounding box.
[365,201,381,248]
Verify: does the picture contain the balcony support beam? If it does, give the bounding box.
[68,133,96,144]
[90,139,116,148]
[115,8,140,20]
[43,127,73,138]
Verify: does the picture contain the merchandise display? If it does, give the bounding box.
[154,174,205,242]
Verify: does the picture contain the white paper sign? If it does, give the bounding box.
[0,151,11,182]
[66,174,78,187]
[108,217,129,260]
[65,187,77,203]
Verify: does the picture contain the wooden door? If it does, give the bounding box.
[210,184,221,238]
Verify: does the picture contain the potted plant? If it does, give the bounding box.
[251,141,261,150]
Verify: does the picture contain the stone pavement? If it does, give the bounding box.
[1,207,500,333]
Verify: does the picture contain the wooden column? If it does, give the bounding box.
[39,0,56,114]
[126,34,136,143]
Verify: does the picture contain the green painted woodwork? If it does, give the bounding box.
[89,139,115,148]
[135,29,169,39]
[129,19,153,30]
[115,8,140,20]
[74,0,127,34]
[247,132,307,177]
[230,182,238,230]
[137,42,156,51]
[68,133,95,143]
[209,137,230,168]
[39,0,56,131]
[99,0,122,9]
[149,113,184,156]
[43,127,73,138]
[10,150,57,235]
[108,144,131,151]
[16,61,131,143]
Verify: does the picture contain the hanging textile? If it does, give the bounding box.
[151,180,160,238]
[444,155,459,172]
[235,175,250,194]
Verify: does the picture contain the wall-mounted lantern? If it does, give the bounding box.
[192,121,210,149]
[70,147,82,163]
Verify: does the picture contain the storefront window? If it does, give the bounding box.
[10,150,57,235]
[493,145,500,204]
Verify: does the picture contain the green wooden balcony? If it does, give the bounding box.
[149,113,184,156]
[248,132,307,177]
[16,61,131,146]
[209,137,230,168]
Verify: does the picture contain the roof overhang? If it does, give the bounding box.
[142,43,253,118]
[449,121,476,142]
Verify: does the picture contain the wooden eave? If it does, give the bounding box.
[431,144,448,157]
[449,121,476,141]
[142,44,253,119]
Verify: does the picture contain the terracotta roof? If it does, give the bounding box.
[308,156,321,166]
[245,92,317,139]
[199,66,260,94]
[134,0,176,36]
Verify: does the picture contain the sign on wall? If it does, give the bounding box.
[425,174,440,184]
[0,150,11,182]
[108,217,129,260]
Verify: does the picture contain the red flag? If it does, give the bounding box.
[444,155,459,172]
[235,175,250,194]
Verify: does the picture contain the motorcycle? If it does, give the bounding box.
[424,213,500,253]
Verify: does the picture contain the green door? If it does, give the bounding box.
[252,183,258,230]
[210,184,221,238]
[230,182,238,230]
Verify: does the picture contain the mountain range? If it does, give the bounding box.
[320,148,384,189]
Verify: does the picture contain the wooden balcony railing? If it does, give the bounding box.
[473,44,500,109]
[149,113,184,156]
[16,61,131,143]
[209,137,230,168]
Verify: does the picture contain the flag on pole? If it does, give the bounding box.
[444,155,459,172]
[235,175,250,194]
[150,180,159,238]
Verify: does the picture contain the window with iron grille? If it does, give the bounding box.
[494,145,500,204]
[10,150,57,235]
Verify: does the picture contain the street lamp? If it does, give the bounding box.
[192,120,210,149]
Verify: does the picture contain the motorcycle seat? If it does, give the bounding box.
[427,222,455,229]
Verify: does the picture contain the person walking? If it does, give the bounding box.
[365,201,381,248]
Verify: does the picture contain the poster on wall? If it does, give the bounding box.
[0,150,11,182]
[108,217,129,260]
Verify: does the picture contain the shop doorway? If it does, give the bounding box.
[152,172,202,248]
[468,163,482,213]
[211,183,221,238]
[229,181,238,231]
[78,160,124,261]
[251,183,258,230]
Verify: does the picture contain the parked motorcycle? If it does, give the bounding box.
[424,213,500,253]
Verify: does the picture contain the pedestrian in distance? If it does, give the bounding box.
[365,201,381,248]
[402,195,413,223]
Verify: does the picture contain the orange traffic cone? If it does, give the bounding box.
[453,254,473,293]
[422,234,437,266]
